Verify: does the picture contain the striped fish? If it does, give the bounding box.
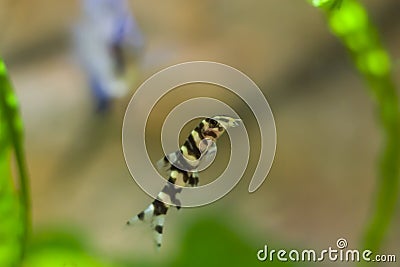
[127,115,241,248]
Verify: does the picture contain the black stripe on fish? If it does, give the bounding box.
[155,225,163,234]
[182,171,189,184]
[137,211,145,221]
[185,134,201,159]
[153,199,168,216]
[188,174,199,187]
[194,126,205,139]
[205,118,219,128]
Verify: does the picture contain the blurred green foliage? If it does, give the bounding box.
[0,59,27,267]
[0,139,23,267]
[170,216,302,267]
[310,0,343,9]
[310,0,400,256]
[22,217,303,267]
[23,230,122,267]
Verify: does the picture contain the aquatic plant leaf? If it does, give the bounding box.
[309,0,400,256]
[0,59,25,267]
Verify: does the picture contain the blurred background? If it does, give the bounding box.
[0,0,399,266]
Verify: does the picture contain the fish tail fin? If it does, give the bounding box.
[151,212,166,249]
[127,198,170,248]
[126,202,155,225]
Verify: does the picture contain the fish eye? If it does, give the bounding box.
[208,120,217,128]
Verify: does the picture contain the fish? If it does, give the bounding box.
[126,115,241,248]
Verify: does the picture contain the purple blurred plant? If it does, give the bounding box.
[74,0,144,111]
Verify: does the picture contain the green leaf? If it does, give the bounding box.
[0,58,29,266]
[309,0,400,258]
